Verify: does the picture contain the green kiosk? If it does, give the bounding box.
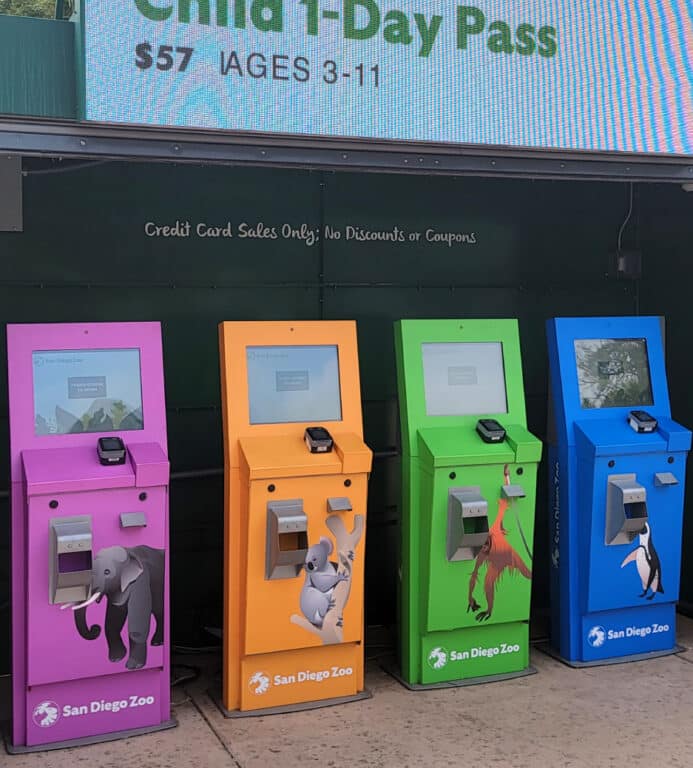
[394,319,542,687]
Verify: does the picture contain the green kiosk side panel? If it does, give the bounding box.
[394,324,421,682]
[395,319,542,686]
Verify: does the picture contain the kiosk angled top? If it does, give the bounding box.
[547,316,671,447]
[395,319,528,458]
[219,321,364,470]
[7,322,167,482]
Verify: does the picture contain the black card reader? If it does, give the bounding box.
[476,418,507,444]
[628,410,658,434]
[97,436,127,465]
[304,426,334,453]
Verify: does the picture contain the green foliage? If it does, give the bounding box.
[0,0,54,19]
[111,400,128,428]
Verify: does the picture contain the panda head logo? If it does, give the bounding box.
[248,672,271,695]
[32,701,60,728]
[427,647,448,670]
[587,626,606,648]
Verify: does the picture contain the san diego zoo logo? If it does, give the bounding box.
[427,647,448,670]
[33,700,60,728]
[587,626,606,648]
[248,672,271,696]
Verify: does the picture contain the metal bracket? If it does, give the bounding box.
[327,497,352,513]
[654,472,678,487]
[502,484,526,499]
[120,512,147,528]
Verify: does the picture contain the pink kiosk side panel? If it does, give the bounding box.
[7,322,172,750]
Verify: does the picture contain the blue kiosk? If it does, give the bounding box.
[547,316,691,665]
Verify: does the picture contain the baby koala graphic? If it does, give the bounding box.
[299,537,349,629]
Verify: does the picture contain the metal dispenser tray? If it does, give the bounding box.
[606,474,648,545]
[49,516,93,604]
[447,487,489,562]
[266,499,308,580]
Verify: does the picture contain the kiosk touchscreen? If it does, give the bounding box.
[7,323,173,752]
[394,320,542,687]
[547,317,691,665]
[219,321,372,715]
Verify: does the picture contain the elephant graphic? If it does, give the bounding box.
[66,545,164,670]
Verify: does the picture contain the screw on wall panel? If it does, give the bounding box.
[449,472,456,480]
[139,492,147,501]
[608,460,615,468]
[268,484,276,492]
[49,500,58,509]
[344,479,351,487]
[79,139,86,147]
[491,160,496,166]
[668,456,675,464]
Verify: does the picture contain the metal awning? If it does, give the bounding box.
[1,117,691,183]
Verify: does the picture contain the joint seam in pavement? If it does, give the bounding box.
[189,692,243,768]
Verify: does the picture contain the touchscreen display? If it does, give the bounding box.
[574,338,653,409]
[33,348,144,435]
[247,345,342,424]
[422,342,507,416]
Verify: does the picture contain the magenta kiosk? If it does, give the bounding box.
[7,322,174,753]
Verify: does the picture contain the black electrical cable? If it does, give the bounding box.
[24,159,113,176]
[617,181,635,252]
[171,664,200,687]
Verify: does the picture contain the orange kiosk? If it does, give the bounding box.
[218,321,372,715]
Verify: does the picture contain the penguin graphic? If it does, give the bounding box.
[620,522,664,600]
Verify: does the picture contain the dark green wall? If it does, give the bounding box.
[0,15,76,118]
[2,161,687,674]
[639,183,693,611]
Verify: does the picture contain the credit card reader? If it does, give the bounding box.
[476,418,507,444]
[304,426,334,453]
[97,436,127,465]
[628,410,658,434]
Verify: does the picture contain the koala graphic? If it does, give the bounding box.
[300,536,348,628]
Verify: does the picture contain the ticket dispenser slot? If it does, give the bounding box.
[49,516,93,605]
[447,487,489,562]
[606,474,648,545]
[266,499,308,580]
